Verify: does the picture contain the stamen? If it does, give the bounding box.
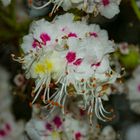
[31,0,52,10]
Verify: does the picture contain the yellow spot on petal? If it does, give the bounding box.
[34,63,46,74]
[44,59,53,72]
[52,131,60,139]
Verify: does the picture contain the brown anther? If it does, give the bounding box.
[81,78,84,82]
[102,84,109,91]
[65,71,68,75]
[90,78,93,82]
[93,77,96,80]
[82,90,85,93]
[47,100,51,103]
[49,13,52,17]
[28,0,32,6]
[110,108,114,112]
[41,95,44,100]
[62,36,68,39]
[63,44,69,49]
[60,105,64,108]
[52,101,55,105]
[49,83,53,88]
[105,73,111,77]
[55,102,59,106]
[92,84,96,88]
[96,124,100,128]
[29,102,32,107]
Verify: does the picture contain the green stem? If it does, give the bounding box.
[131,0,140,20]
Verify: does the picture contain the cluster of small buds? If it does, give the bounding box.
[13,13,120,122]
[28,0,121,18]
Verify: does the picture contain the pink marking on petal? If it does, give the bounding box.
[68,32,77,38]
[91,62,101,67]
[75,132,82,140]
[45,123,53,131]
[95,62,101,67]
[40,33,51,45]
[73,58,83,66]
[80,109,86,116]
[66,51,76,63]
[0,130,6,137]
[102,0,110,6]
[5,124,11,131]
[53,116,62,128]
[137,84,140,92]
[90,32,98,37]
[32,40,42,48]
[61,26,70,34]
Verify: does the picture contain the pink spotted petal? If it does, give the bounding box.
[137,84,140,92]
[40,33,51,45]
[68,32,77,38]
[53,116,62,128]
[90,32,98,37]
[73,58,83,66]
[32,40,42,48]
[5,124,11,131]
[0,130,6,137]
[75,132,82,140]
[91,62,101,67]
[66,51,76,63]
[45,123,53,131]
[102,0,110,6]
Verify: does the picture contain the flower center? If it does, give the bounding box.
[44,59,53,72]
[34,63,46,74]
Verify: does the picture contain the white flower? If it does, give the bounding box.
[118,42,130,55]
[99,125,116,140]
[29,0,121,18]
[98,0,120,19]
[0,112,24,140]
[14,13,120,122]
[63,113,90,140]
[25,111,64,140]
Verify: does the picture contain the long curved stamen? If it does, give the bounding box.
[95,98,106,121]
[54,0,63,13]
[32,77,48,104]
[31,1,52,10]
